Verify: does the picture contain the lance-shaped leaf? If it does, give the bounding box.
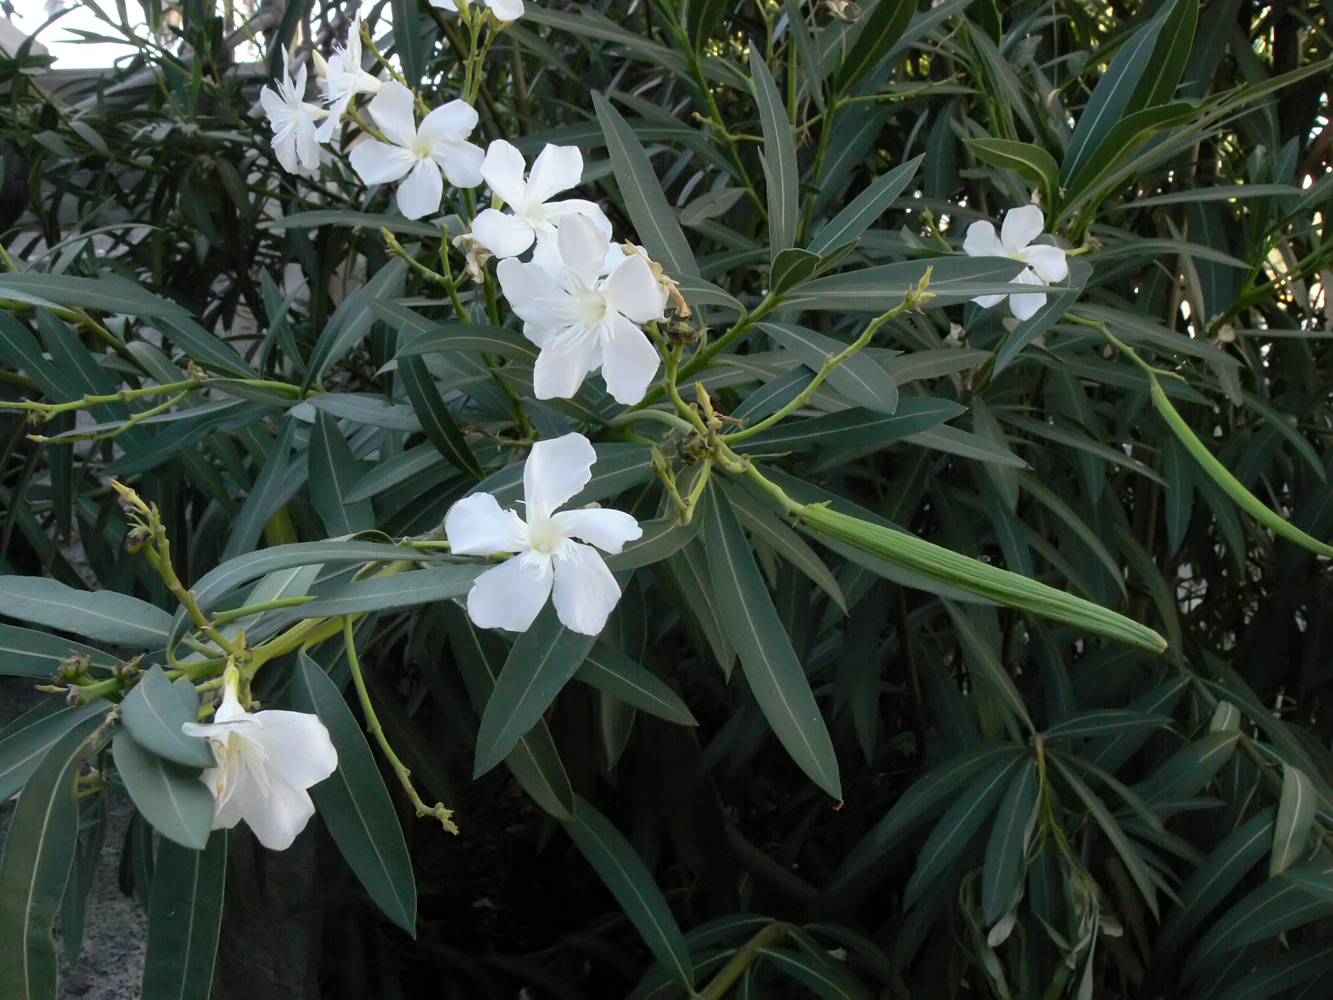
[751,48,798,257]
[398,355,483,480]
[702,489,841,799]
[140,835,227,1000]
[0,577,172,648]
[112,731,215,851]
[121,666,216,769]
[0,712,106,1000]
[292,653,417,935]
[0,623,118,679]
[1270,763,1318,877]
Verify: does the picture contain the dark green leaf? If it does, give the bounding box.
[0,577,171,647]
[112,731,215,851]
[120,666,215,769]
[141,836,226,1000]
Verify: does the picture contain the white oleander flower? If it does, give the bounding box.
[428,0,525,22]
[182,669,337,851]
[497,213,665,404]
[962,204,1068,320]
[445,433,642,635]
[260,52,328,174]
[348,81,484,220]
[470,140,610,260]
[312,18,381,142]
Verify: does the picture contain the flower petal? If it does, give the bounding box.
[524,431,595,519]
[471,209,536,259]
[445,491,527,555]
[497,257,572,331]
[467,554,553,633]
[600,254,664,324]
[600,313,660,405]
[971,293,1007,309]
[250,710,339,789]
[480,138,528,209]
[397,159,444,220]
[533,327,600,400]
[525,144,583,207]
[242,780,319,851]
[348,139,415,185]
[1000,204,1045,252]
[551,508,642,554]
[551,542,620,635]
[556,212,611,288]
[962,220,1005,258]
[1009,268,1047,320]
[419,99,479,143]
[1017,243,1068,283]
[365,80,417,148]
[540,198,611,235]
[487,0,525,20]
[434,141,485,189]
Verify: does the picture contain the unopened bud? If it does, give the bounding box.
[452,232,493,284]
[66,686,87,707]
[58,652,92,683]
[124,526,154,553]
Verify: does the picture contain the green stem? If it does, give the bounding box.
[341,618,458,833]
[697,922,797,1000]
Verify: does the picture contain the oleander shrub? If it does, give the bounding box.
[1,1,1332,997]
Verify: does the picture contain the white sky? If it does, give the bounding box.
[8,0,147,68]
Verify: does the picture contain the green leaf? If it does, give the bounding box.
[398,355,484,480]
[140,836,226,1000]
[575,645,696,727]
[296,565,483,618]
[0,624,118,678]
[904,754,1024,907]
[1061,0,1196,183]
[120,666,215,769]
[473,604,599,778]
[292,653,416,935]
[1044,710,1173,740]
[562,795,694,992]
[112,731,215,851]
[154,316,257,379]
[751,48,798,257]
[945,601,1034,730]
[769,249,822,295]
[1184,858,1333,981]
[1063,101,1199,207]
[1048,754,1160,919]
[593,93,698,278]
[309,412,375,534]
[786,256,1029,312]
[1270,763,1317,877]
[983,759,1039,925]
[0,577,171,647]
[0,701,108,804]
[808,155,922,256]
[0,271,188,317]
[222,415,302,561]
[302,258,407,393]
[725,479,847,613]
[1157,808,1274,955]
[743,397,964,453]
[446,608,574,819]
[0,713,105,1000]
[702,489,840,799]
[760,945,874,1000]
[604,515,701,571]
[267,211,442,238]
[1133,731,1239,805]
[759,322,899,414]
[388,0,425,86]
[477,442,654,510]
[834,0,915,94]
[966,139,1059,205]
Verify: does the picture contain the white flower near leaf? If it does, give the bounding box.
[497,213,664,404]
[260,52,328,174]
[182,668,337,851]
[348,81,484,220]
[962,204,1068,321]
[470,140,610,260]
[312,18,381,142]
[428,0,525,22]
[445,433,641,635]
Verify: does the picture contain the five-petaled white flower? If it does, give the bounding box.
[445,432,642,635]
[428,0,525,22]
[313,17,381,142]
[470,140,610,260]
[260,52,328,174]
[348,81,484,220]
[497,213,665,404]
[182,668,338,851]
[962,204,1068,320]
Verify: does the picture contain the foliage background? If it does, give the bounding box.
[1,0,1333,997]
